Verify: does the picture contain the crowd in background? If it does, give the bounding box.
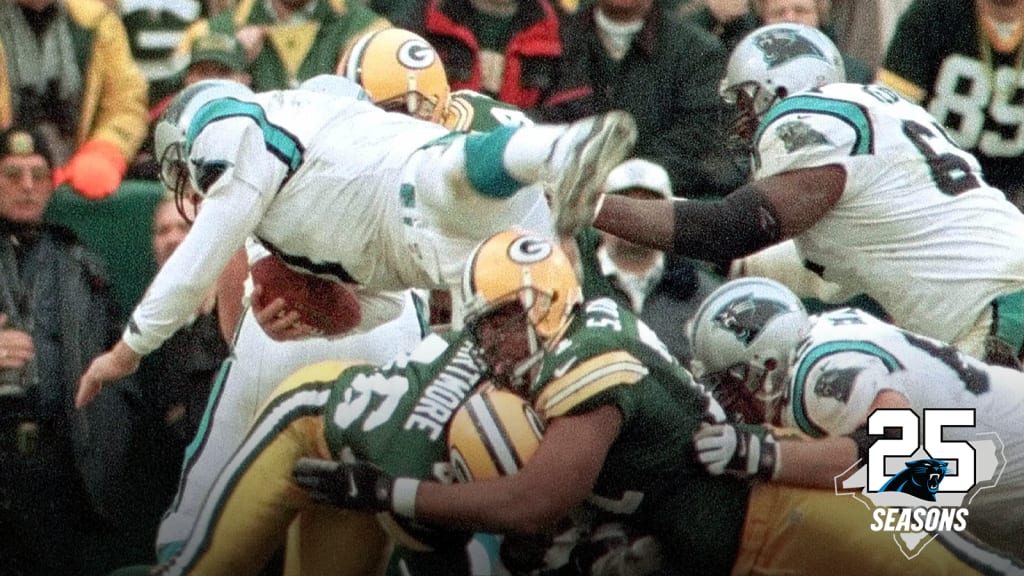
[2,0,1023,574]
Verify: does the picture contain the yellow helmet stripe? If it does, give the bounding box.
[537,351,647,418]
[465,393,522,475]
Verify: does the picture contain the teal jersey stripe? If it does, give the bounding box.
[187,98,304,174]
[791,340,902,437]
[182,357,233,472]
[993,290,1024,356]
[463,126,524,199]
[755,94,874,157]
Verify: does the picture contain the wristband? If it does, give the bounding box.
[391,477,420,518]
[761,434,780,481]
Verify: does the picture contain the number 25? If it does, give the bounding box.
[866,408,975,492]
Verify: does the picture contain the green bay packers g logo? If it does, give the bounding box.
[398,39,436,70]
[508,236,552,264]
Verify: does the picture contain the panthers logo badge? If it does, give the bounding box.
[713,294,788,346]
[191,157,232,194]
[754,28,828,69]
[880,459,948,502]
[813,366,857,404]
[775,120,831,153]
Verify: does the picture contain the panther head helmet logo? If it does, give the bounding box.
[754,28,828,69]
[880,459,948,501]
[713,294,789,346]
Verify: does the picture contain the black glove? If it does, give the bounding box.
[293,457,395,512]
[694,422,778,480]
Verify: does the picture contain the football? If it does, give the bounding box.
[250,254,362,337]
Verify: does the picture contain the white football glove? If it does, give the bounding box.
[694,422,779,480]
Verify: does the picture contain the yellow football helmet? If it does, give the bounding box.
[461,230,582,389]
[339,28,451,124]
[447,385,545,482]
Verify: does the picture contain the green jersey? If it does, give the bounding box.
[444,89,534,133]
[322,331,488,567]
[154,330,488,576]
[529,297,751,572]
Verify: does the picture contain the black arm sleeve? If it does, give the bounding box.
[670,183,783,262]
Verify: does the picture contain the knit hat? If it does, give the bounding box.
[603,159,673,199]
[0,127,55,167]
[189,33,245,71]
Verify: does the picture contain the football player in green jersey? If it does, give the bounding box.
[149,334,526,575]
[298,229,1007,576]
[339,27,534,133]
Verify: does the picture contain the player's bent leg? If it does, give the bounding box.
[415,113,635,240]
[412,127,534,241]
[155,361,380,575]
[284,506,391,576]
[156,354,249,559]
[736,483,1000,576]
[157,301,422,558]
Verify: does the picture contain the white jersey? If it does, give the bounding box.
[127,88,541,355]
[754,83,1024,344]
[782,307,1024,557]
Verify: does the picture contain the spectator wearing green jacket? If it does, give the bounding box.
[176,0,390,91]
[563,0,747,199]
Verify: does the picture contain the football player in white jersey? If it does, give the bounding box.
[591,23,1024,367]
[339,28,554,242]
[75,76,636,407]
[689,277,1024,562]
[153,41,547,562]
[146,77,428,557]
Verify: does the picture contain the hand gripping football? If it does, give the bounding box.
[250,254,362,337]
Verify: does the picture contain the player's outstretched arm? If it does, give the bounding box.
[594,165,844,263]
[294,405,622,535]
[76,340,141,408]
[593,194,677,252]
[695,424,872,490]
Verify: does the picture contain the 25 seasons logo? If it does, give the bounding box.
[834,408,1005,558]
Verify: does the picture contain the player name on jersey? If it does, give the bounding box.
[404,340,485,441]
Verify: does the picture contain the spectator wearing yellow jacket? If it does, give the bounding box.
[0,0,149,200]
